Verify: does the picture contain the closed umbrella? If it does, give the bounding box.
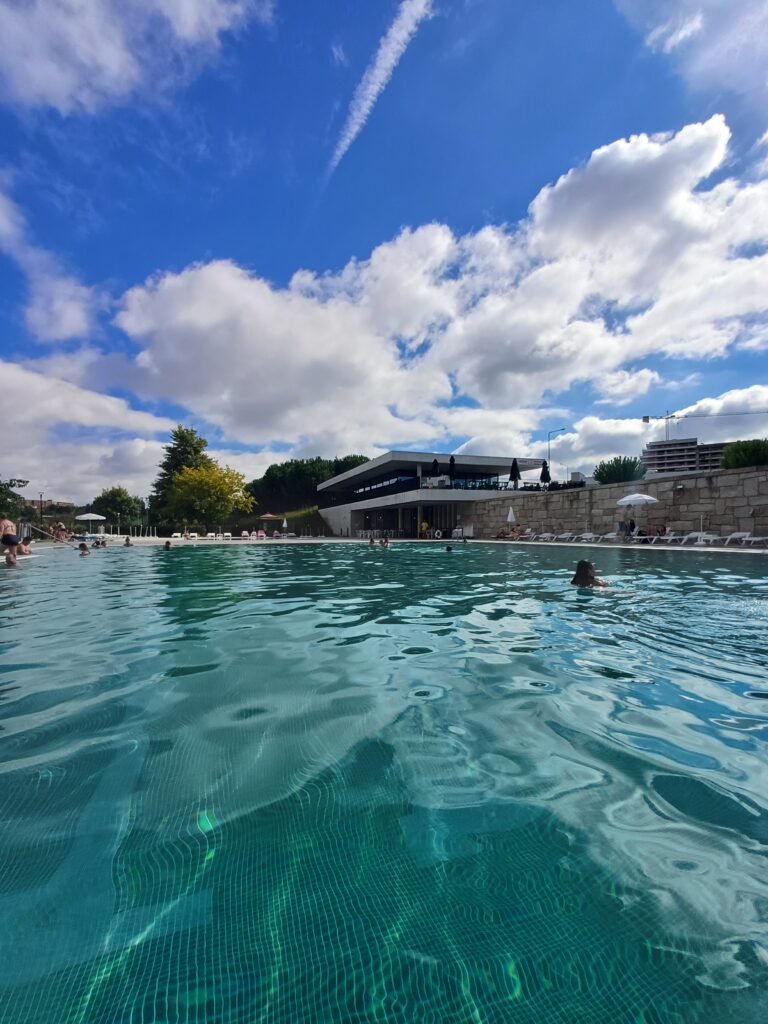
[509,459,520,490]
[540,461,551,486]
[506,506,516,525]
[282,518,288,535]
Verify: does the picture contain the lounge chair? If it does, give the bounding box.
[257,530,267,540]
[188,532,198,539]
[599,531,620,543]
[241,531,250,539]
[516,529,535,541]
[223,532,232,540]
[722,532,750,546]
[743,535,768,547]
[533,532,555,542]
[171,532,181,538]
[555,532,576,542]
[658,531,683,544]
[206,532,216,540]
[575,532,598,543]
[679,532,719,545]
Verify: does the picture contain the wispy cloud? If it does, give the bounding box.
[328,0,433,177]
[331,41,348,67]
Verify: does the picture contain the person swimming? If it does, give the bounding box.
[570,559,609,587]
[164,541,172,550]
[78,543,90,556]
[18,536,33,555]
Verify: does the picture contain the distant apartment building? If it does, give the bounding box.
[27,498,76,510]
[641,437,726,475]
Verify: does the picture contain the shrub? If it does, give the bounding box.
[720,438,768,470]
[592,456,646,484]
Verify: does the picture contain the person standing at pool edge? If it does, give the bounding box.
[1,515,19,566]
[571,560,609,588]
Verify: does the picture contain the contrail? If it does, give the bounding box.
[328,0,433,177]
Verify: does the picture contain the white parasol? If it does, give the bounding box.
[616,493,658,536]
[75,513,106,536]
[506,506,516,524]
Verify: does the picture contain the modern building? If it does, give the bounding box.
[317,451,542,537]
[641,437,727,475]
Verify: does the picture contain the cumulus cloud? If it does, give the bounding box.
[102,116,768,464]
[0,189,97,341]
[0,0,272,114]
[328,0,433,175]
[615,0,768,105]
[0,359,173,501]
[595,368,663,405]
[12,115,768,495]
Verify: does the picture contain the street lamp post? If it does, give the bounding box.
[547,428,566,472]
[39,492,44,529]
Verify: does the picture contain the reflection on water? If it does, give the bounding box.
[0,542,766,1022]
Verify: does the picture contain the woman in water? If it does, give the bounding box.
[570,560,609,588]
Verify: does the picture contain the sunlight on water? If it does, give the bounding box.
[1,542,767,1022]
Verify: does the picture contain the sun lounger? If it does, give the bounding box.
[171,532,181,538]
[554,532,575,542]
[188,532,198,539]
[658,532,683,544]
[516,529,535,541]
[599,531,620,543]
[533,532,555,541]
[742,535,768,547]
[241,531,250,538]
[206,533,216,540]
[223,532,232,540]
[721,532,750,546]
[257,530,267,539]
[679,532,719,545]
[575,533,598,542]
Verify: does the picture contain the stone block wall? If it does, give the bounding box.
[468,467,768,540]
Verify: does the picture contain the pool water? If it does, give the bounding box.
[1,541,767,1023]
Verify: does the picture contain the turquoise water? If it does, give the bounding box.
[1,541,767,1023]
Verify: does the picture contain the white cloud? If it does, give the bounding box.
[331,41,348,67]
[328,0,433,175]
[616,0,768,104]
[0,359,173,501]
[101,116,768,463]
[11,115,768,495]
[0,0,272,114]
[595,368,663,405]
[0,188,97,342]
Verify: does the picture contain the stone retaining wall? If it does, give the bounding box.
[467,467,768,539]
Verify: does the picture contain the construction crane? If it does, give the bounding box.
[642,409,768,440]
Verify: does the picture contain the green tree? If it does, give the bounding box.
[592,456,647,484]
[721,438,768,469]
[91,486,145,524]
[247,455,368,510]
[150,425,212,523]
[0,477,28,520]
[168,463,254,527]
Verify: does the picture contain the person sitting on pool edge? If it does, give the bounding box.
[570,560,609,588]
[18,536,33,554]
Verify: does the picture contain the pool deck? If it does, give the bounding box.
[41,536,767,555]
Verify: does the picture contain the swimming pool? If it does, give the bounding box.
[1,542,766,1023]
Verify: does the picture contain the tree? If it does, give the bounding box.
[247,455,368,511]
[150,425,212,523]
[0,477,28,520]
[168,463,253,527]
[721,438,768,470]
[592,456,646,484]
[91,487,145,524]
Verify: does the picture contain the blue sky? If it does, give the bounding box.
[1,0,767,501]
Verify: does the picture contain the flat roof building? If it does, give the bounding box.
[641,438,726,475]
[317,450,542,538]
